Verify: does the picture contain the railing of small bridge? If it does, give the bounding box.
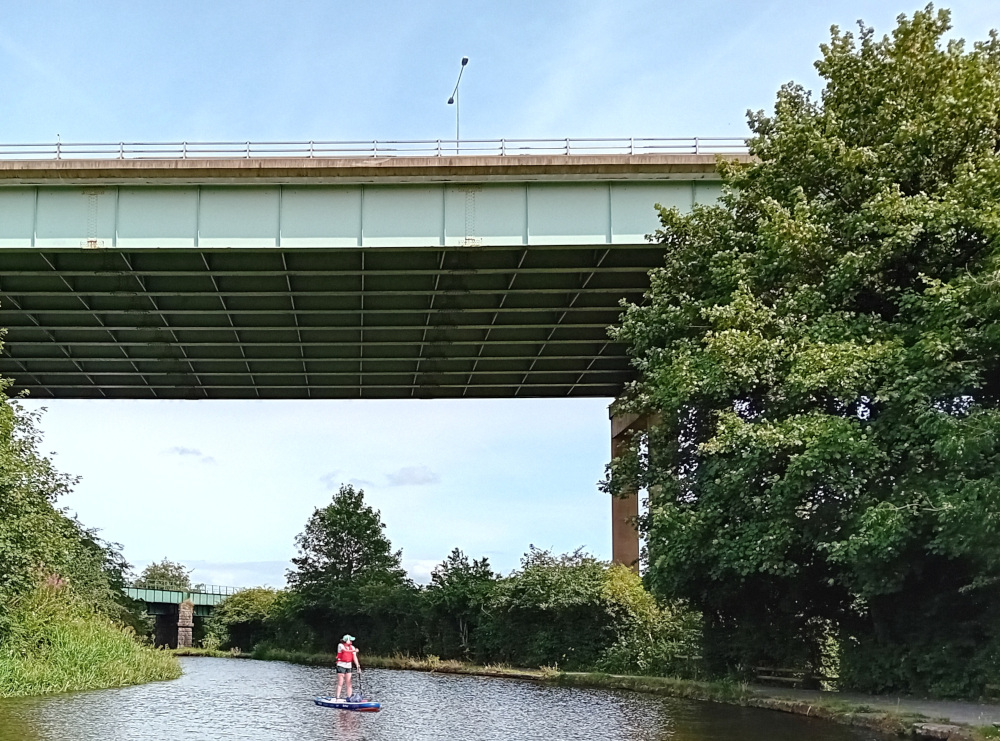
[0,137,748,160]
[129,582,240,596]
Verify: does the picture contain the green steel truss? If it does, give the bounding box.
[125,586,230,616]
[1,244,658,398]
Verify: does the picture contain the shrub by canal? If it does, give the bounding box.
[0,377,179,698]
[0,583,180,698]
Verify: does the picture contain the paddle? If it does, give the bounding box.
[348,670,364,702]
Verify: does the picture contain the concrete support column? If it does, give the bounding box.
[611,411,644,571]
[177,599,194,649]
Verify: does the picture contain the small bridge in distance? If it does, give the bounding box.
[125,582,238,648]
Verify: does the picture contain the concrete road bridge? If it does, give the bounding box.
[0,137,749,567]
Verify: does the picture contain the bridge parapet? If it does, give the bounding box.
[0,136,747,161]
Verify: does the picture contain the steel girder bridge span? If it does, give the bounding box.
[0,146,745,565]
[125,584,234,648]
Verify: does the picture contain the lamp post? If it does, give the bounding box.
[447,56,469,154]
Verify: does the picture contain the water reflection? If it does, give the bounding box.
[0,698,41,741]
[0,657,887,741]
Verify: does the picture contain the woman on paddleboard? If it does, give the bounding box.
[334,634,361,700]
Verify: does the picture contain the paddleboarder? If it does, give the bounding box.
[334,634,361,700]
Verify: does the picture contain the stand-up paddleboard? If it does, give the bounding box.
[314,696,381,711]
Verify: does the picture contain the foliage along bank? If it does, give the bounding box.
[0,370,180,697]
[604,6,1000,697]
[204,484,702,677]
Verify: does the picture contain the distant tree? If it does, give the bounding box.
[479,547,620,669]
[134,559,192,591]
[606,6,1000,695]
[286,484,413,651]
[424,548,496,658]
[288,484,406,597]
[207,587,281,650]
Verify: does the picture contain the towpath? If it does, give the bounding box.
[751,685,1000,727]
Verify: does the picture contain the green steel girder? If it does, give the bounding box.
[125,586,227,607]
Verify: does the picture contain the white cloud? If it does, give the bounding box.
[404,558,441,585]
[165,446,215,464]
[319,472,341,490]
[386,466,440,487]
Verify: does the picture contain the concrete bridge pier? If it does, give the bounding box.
[177,600,194,648]
[611,411,646,571]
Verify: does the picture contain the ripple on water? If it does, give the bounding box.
[0,657,889,741]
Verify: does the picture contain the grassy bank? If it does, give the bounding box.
[555,673,922,737]
[171,647,239,658]
[250,645,550,680]
[0,586,181,698]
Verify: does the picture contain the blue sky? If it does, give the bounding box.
[4,0,997,586]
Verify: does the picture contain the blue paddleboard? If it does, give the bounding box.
[314,696,381,712]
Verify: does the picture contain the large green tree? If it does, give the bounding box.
[286,484,415,652]
[479,548,632,670]
[607,6,1000,696]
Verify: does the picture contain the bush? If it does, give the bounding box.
[207,587,282,651]
[596,567,703,678]
[0,581,180,697]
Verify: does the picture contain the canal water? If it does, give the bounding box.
[0,657,887,740]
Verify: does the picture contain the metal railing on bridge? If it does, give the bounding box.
[0,136,748,160]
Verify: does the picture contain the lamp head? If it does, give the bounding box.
[447,97,455,105]
[461,57,469,66]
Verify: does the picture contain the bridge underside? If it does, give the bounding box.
[0,243,655,399]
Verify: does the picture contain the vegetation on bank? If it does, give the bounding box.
[0,583,180,697]
[0,370,180,697]
[604,6,1000,698]
[203,484,702,678]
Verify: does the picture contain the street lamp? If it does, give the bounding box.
[447,56,469,154]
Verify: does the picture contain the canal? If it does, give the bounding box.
[0,657,887,740]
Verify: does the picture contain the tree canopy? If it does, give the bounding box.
[285,483,413,651]
[606,5,1000,696]
[133,559,193,591]
[287,483,408,601]
[0,377,132,627]
[423,548,496,659]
